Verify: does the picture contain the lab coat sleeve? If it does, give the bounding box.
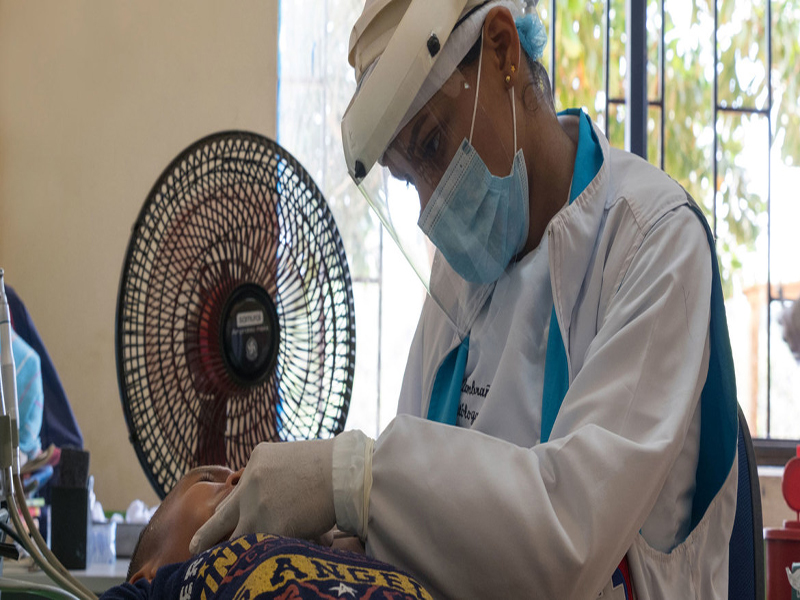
[341,206,712,599]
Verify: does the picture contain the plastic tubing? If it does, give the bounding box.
[0,575,81,600]
[0,272,97,600]
[0,269,20,484]
[4,476,94,599]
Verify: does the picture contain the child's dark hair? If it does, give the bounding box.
[126,523,154,582]
[125,501,168,582]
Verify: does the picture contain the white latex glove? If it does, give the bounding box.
[189,438,335,555]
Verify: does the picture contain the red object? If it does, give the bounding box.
[613,555,635,599]
[765,446,800,599]
[783,446,800,517]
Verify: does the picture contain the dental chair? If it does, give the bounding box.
[728,404,765,600]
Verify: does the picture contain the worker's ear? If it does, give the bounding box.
[481,7,519,79]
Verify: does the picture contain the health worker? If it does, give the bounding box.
[191,1,740,598]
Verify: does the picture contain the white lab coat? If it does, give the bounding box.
[333,116,737,599]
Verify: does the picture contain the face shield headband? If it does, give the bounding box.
[341,0,473,183]
[342,0,547,182]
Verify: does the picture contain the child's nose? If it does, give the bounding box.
[227,468,244,487]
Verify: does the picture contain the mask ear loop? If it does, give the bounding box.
[472,28,521,152]
[468,33,484,144]
[509,87,517,152]
[510,40,521,153]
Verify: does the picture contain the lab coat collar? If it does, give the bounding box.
[548,115,611,363]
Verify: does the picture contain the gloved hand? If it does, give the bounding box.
[189,438,336,555]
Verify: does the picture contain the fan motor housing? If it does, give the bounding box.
[220,283,280,387]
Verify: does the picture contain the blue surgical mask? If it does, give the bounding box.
[417,36,530,284]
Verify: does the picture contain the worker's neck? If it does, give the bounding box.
[520,110,579,256]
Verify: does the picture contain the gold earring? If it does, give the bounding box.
[505,74,511,84]
[511,64,516,73]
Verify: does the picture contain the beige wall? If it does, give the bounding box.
[0,0,278,510]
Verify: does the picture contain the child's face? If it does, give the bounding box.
[131,465,243,582]
[165,466,243,560]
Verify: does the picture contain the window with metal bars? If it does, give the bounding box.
[532,0,800,462]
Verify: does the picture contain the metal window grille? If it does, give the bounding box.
[533,0,794,455]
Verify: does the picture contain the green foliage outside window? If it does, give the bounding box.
[540,0,799,298]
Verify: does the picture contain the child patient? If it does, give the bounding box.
[102,465,430,600]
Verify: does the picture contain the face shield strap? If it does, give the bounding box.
[453,0,492,30]
[511,38,520,152]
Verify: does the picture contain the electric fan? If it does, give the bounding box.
[115,131,356,499]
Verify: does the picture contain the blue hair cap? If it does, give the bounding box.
[515,12,547,62]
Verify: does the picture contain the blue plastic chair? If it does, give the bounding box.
[728,404,765,599]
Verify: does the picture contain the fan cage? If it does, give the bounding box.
[115,131,356,499]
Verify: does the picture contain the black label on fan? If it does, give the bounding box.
[221,284,280,386]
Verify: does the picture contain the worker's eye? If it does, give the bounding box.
[421,129,441,160]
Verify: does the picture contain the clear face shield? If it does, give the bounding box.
[342,1,543,335]
[357,68,527,334]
